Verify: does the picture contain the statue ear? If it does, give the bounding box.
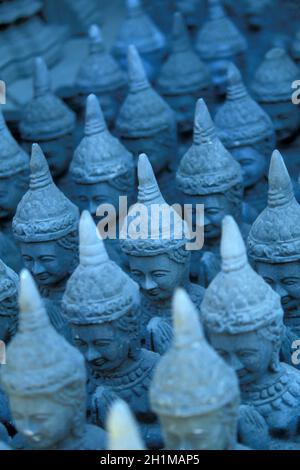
[270,351,281,373]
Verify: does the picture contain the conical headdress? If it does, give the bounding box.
[176,98,242,195]
[248,150,300,263]
[107,400,145,450]
[62,211,140,324]
[13,144,79,242]
[150,288,240,417]
[19,57,75,141]
[70,94,134,184]
[0,108,29,177]
[202,216,283,334]
[121,154,189,256]
[1,269,86,396]
[215,63,275,153]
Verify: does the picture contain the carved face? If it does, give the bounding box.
[231,147,266,188]
[71,322,131,373]
[20,240,75,287]
[0,172,27,219]
[209,331,274,386]
[256,260,300,330]
[73,182,120,217]
[164,93,196,134]
[128,253,187,302]
[262,101,300,142]
[10,394,73,450]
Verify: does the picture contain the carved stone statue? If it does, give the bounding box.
[248,150,300,368]
[74,25,127,130]
[12,144,79,340]
[1,269,106,450]
[251,48,300,142]
[156,12,212,138]
[175,0,205,37]
[107,399,145,450]
[195,0,247,96]
[150,288,242,450]
[121,153,205,354]
[113,0,167,81]
[0,108,29,273]
[0,259,18,344]
[176,98,244,287]
[69,93,135,268]
[202,215,300,450]
[19,57,75,182]
[242,0,274,30]
[62,211,162,449]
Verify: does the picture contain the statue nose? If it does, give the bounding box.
[144,275,157,290]
[32,262,45,275]
[275,284,287,298]
[86,346,100,362]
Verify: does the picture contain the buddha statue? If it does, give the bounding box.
[195,0,247,96]
[74,25,127,130]
[202,216,300,450]
[113,0,167,81]
[0,108,29,273]
[150,288,243,450]
[1,269,106,450]
[251,48,300,142]
[176,98,244,286]
[69,94,135,268]
[0,259,18,344]
[120,153,205,353]
[156,12,212,140]
[116,44,177,181]
[107,400,145,450]
[19,57,75,182]
[12,144,79,340]
[248,150,300,367]
[62,211,162,449]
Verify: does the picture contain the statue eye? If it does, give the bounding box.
[153,271,168,278]
[40,256,55,262]
[282,279,298,286]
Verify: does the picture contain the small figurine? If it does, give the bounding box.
[150,288,242,450]
[0,258,18,344]
[215,63,275,159]
[0,108,29,273]
[176,98,244,286]
[107,400,145,450]
[175,0,205,37]
[248,150,300,367]
[156,12,212,138]
[19,57,75,182]
[251,48,300,142]
[62,211,162,449]
[1,269,106,450]
[202,215,300,450]
[12,144,79,340]
[243,0,274,31]
[120,153,205,353]
[195,0,247,96]
[69,93,135,267]
[74,25,127,130]
[113,0,167,81]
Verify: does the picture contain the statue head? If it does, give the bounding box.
[150,289,240,450]
[1,270,86,450]
[12,144,79,288]
[121,154,190,303]
[215,62,275,159]
[0,109,29,220]
[107,399,145,450]
[202,216,284,389]
[176,98,243,243]
[19,58,75,178]
[231,146,267,189]
[116,45,176,175]
[62,211,141,374]
[70,94,135,218]
[251,48,300,142]
[248,150,300,331]
[0,259,18,343]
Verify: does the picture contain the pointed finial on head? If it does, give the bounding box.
[85,94,107,136]
[33,57,51,98]
[88,24,104,53]
[30,143,53,190]
[221,216,247,272]
[268,149,294,208]
[173,288,203,348]
[18,269,49,333]
[127,45,149,92]
[208,0,226,20]
[107,399,145,450]
[227,62,247,100]
[137,153,165,204]
[79,210,109,267]
[172,12,190,52]
[193,98,216,145]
